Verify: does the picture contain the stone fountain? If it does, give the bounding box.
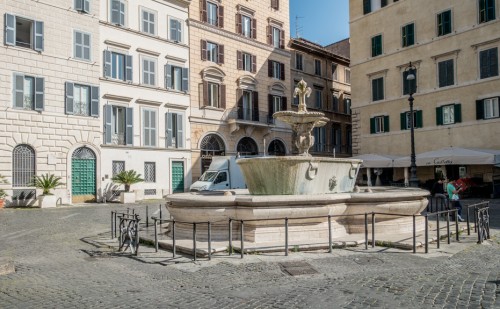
[166,80,429,249]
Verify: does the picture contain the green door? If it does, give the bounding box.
[72,147,96,202]
[171,161,184,193]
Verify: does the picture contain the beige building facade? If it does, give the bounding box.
[350,0,500,183]
[188,0,292,180]
[289,38,352,157]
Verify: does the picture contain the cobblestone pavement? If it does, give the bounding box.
[0,199,499,308]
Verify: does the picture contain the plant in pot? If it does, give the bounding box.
[33,173,64,208]
[111,170,144,204]
[0,174,9,208]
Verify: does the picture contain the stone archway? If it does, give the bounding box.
[200,134,226,174]
[268,139,286,156]
[71,147,96,203]
[237,137,258,156]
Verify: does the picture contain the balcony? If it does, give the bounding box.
[225,108,274,135]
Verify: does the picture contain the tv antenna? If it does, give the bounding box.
[295,16,304,38]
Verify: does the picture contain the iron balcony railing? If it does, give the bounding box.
[225,107,274,125]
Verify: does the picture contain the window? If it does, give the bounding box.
[402,23,415,47]
[332,64,338,80]
[403,68,417,95]
[169,18,182,42]
[313,127,326,152]
[65,82,99,117]
[479,0,496,23]
[207,82,221,108]
[271,0,279,10]
[477,97,500,119]
[201,40,224,64]
[268,94,286,117]
[345,68,351,84]
[104,105,133,145]
[269,60,285,80]
[165,65,189,92]
[363,0,388,14]
[315,89,323,109]
[437,10,452,36]
[273,96,282,112]
[141,57,156,86]
[332,94,339,112]
[144,162,156,182]
[332,125,342,153]
[237,51,256,73]
[438,59,454,87]
[344,98,351,115]
[241,91,253,120]
[110,0,126,26]
[242,15,251,37]
[74,0,90,13]
[314,60,322,76]
[12,145,36,187]
[141,8,156,35]
[103,51,133,81]
[13,73,44,111]
[296,53,303,70]
[202,0,223,27]
[4,14,44,51]
[370,115,389,134]
[112,161,125,177]
[479,48,498,79]
[74,30,91,61]
[268,25,284,49]
[166,111,185,148]
[401,110,423,130]
[437,104,461,125]
[372,77,384,101]
[142,109,157,147]
[237,137,258,156]
[371,34,383,57]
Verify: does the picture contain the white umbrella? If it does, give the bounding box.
[350,154,401,168]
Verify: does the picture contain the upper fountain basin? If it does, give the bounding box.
[273,111,329,126]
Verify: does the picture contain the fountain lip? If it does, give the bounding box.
[237,156,362,164]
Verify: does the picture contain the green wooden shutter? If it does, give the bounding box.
[177,113,184,148]
[14,74,24,108]
[104,105,112,144]
[400,112,407,130]
[444,10,451,34]
[371,36,377,57]
[416,110,423,128]
[476,99,484,120]
[384,116,390,132]
[487,0,496,21]
[34,77,44,111]
[65,82,74,114]
[90,86,99,117]
[407,24,414,46]
[363,0,371,14]
[454,104,462,123]
[370,118,375,134]
[436,106,443,125]
[182,68,189,92]
[125,55,133,81]
[125,107,133,146]
[166,112,173,147]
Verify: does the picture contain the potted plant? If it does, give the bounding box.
[0,174,9,208]
[33,173,64,208]
[111,170,144,204]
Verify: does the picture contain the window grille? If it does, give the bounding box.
[12,144,36,187]
[112,161,125,176]
[144,162,156,182]
[144,189,156,196]
[72,147,96,159]
[201,134,225,151]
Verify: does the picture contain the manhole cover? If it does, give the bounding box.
[280,261,318,276]
[353,256,383,265]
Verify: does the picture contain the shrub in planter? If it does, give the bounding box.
[111,170,144,203]
[33,174,64,208]
[0,174,9,208]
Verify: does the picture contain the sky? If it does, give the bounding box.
[289,0,350,46]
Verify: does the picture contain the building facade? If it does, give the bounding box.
[188,0,292,180]
[350,0,500,182]
[289,38,352,157]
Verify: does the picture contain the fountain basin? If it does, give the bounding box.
[237,156,362,195]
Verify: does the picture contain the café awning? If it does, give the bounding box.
[350,153,400,168]
[393,147,500,167]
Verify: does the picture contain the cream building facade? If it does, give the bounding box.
[188,0,292,180]
[350,0,500,183]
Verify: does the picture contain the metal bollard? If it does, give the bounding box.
[473,207,477,233]
[146,205,149,228]
[476,208,481,244]
[371,213,375,248]
[446,211,450,244]
[328,215,332,253]
[135,217,140,256]
[228,219,232,256]
[154,218,158,252]
[159,204,162,221]
[240,220,244,259]
[114,211,117,239]
[172,220,176,258]
[424,214,429,253]
[455,209,459,241]
[436,214,440,249]
[285,218,289,256]
[364,213,368,250]
[208,222,212,261]
[111,211,114,239]
[193,223,197,262]
[412,215,416,253]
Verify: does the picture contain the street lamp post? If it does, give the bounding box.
[405,62,419,188]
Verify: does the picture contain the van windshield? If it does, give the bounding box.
[199,171,217,182]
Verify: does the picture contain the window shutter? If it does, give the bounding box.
[436,106,443,125]
[252,18,257,39]
[182,67,189,92]
[372,79,377,100]
[126,107,133,146]
[236,13,242,34]
[267,25,272,45]
[416,110,423,128]
[476,100,485,120]
[252,55,257,73]
[111,0,120,24]
[252,91,259,121]
[218,44,224,64]
[378,78,384,100]
[165,64,172,89]
[403,71,410,95]
[202,81,208,106]
[75,0,83,11]
[383,116,390,132]
[370,118,375,134]
[282,96,287,111]
[13,74,24,108]
[125,55,133,81]
[83,0,90,13]
[104,105,112,144]
[280,62,285,81]
[279,29,285,49]
[177,113,184,148]
[400,112,407,130]
[5,14,16,46]
[487,0,496,21]
[446,60,454,85]
[166,112,173,147]
[65,82,74,114]
[237,51,243,70]
[268,60,273,77]
[201,40,207,61]
[34,20,44,51]
[200,0,207,22]
[363,0,371,14]
[218,5,224,28]
[220,84,226,109]
[104,50,112,78]
[491,48,499,77]
[34,77,44,111]
[237,89,244,119]
[90,86,99,117]
[408,24,414,45]
[268,94,273,115]
[381,0,388,7]
[480,50,489,78]
[438,61,446,87]
[454,104,462,123]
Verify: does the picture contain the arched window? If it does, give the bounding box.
[237,137,258,156]
[12,144,36,187]
[200,134,226,173]
[268,139,286,156]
